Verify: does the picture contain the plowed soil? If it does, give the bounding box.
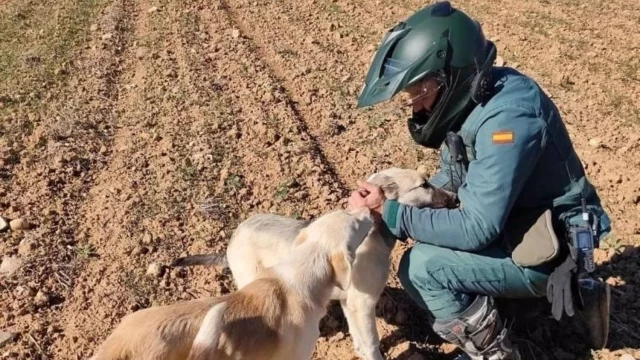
[1,0,639,359]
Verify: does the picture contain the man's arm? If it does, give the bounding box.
[427,163,450,189]
[382,105,547,251]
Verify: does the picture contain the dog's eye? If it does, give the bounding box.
[420,182,433,189]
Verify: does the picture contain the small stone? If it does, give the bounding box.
[262,91,274,103]
[620,354,635,360]
[34,290,50,307]
[10,218,29,231]
[135,47,147,59]
[101,33,113,40]
[0,256,22,276]
[147,263,163,277]
[99,145,108,155]
[588,138,602,147]
[495,56,505,67]
[0,332,18,348]
[231,29,241,39]
[227,128,240,139]
[142,233,153,245]
[0,216,8,232]
[148,6,159,13]
[18,239,37,256]
[14,285,35,298]
[89,24,98,32]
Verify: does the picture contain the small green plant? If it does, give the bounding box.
[180,158,199,181]
[226,174,244,190]
[602,233,623,252]
[76,243,96,259]
[275,183,290,200]
[277,48,298,58]
[328,3,341,14]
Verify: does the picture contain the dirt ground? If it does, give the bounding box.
[1,0,639,358]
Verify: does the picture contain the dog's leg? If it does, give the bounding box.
[187,302,227,360]
[340,298,365,356]
[347,293,385,360]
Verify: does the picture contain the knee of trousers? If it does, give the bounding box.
[398,243,451,293]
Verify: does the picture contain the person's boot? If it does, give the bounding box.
[573,277,611,349]
[432,295,521,360]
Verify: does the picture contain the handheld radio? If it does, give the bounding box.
[568,198,599,274]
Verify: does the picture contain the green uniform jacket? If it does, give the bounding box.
[382,67,612,252]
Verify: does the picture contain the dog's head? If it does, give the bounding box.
[293,208,374,291]
[366,167,457,209]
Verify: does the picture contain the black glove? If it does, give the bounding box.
[546,244,580,321]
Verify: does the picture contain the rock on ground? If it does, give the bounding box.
[0,332,18,348]
[0,216,8,232]
[0,256,23,276]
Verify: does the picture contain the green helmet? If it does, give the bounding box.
[357,1,497,148]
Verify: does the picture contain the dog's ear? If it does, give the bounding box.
[293,228,308,247]
[416,165,430,179]
[330,251,353,290]
[398,185,459,209]
[397,187,435,207]
[369,174,399,199]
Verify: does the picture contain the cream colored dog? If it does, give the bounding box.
[90,208,375,360]
[173,167,458,360]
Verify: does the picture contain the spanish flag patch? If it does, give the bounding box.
[492,131,514,144]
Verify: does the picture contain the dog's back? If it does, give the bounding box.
[92,279,289,360]
[189,276,296,360]
[91,297,219,360]
[226,214,309,287]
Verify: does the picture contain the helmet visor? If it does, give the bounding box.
[400,74,446,110]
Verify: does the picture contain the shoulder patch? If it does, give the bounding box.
[492,130,514,144]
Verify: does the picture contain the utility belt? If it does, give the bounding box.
[502,206,599,272]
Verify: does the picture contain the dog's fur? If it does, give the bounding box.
[90,208,375,360]
[172,167,458,360]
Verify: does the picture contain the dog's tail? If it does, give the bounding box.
[187,302,227,360]
[171,253,228,268]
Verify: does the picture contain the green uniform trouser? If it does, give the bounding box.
[398,239,553,320]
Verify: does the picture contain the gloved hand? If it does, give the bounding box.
[546,244,580,321]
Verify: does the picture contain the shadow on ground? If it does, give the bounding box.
[319,246,639,360]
